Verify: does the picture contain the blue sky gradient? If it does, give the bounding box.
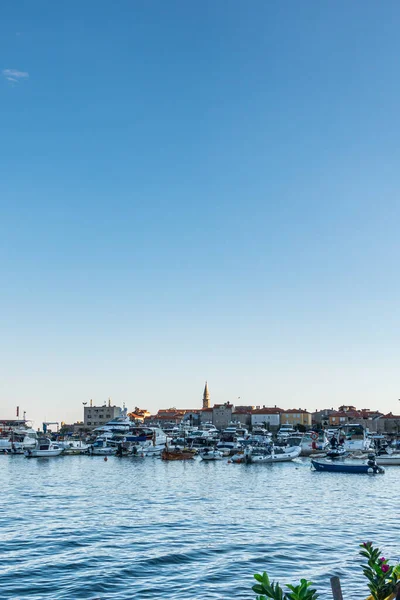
[2,1,400,425]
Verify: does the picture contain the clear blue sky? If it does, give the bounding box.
[2,1,400,426]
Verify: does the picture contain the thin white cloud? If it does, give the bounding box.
[2,69,29,83]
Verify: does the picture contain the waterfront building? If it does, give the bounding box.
[329,408,382,432]
[212,403,233,431]
[84,400,122,429]
[251,407,282,431]
[128,407,151,422]
[232,407,254,428]
[199,407,213,425]
[312,408,335,428]
[280,409,312,429]
[377,413,400,435]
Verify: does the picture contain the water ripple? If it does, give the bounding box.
[1,455,399,599]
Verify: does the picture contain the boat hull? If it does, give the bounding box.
[311,459,385,474]
[89,447,116,455]
[25,449,64,458]
[161,450,194,461]
[200,451,224,461]
[375,455,400,466]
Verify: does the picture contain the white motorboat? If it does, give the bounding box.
[268,445,301,462]
[124,427,167,457]
[201,422,219,435]
[88,437,117,455]
[93,409,132,435]
[351,448,400,466]
[375,454,400,466]
[287,432,329,456]
[238,444,301,464]
[58,439,90,454]
[223,423,249,438]
[0,420,37,453]
[216,441,242,456]
[277,423,296,442]
[25,438,64,458]
[338,424,372,452]
[199,448,224,461]
[243,446,272,463]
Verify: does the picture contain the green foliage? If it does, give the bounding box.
[359,542,399,600]
[252,542,400,600]
[252,572,318,600]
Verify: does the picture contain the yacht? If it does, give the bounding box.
[123,426,167,457]
[216,440,242,456]
[0,420,37,453]
[223,422,248,437]
[241,444,301,464]
[93,409,132,435]
[58,439,90,454]
[88,437,117,455]
[338,424,372,452]
[199,448,224,461]
[277,423,296,442]
[25,438,63,458]
[286,431,329,456]
[201,422,219,435]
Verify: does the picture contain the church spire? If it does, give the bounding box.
[202,381,210,409]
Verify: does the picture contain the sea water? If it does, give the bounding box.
[0,455,398,599]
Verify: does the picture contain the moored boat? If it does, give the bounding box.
[88,437,117,455]
[199,448,224,461]
[0,420,37,453]
[311,454,385,474]
[58,439,90,455]
[161,448,195,461]
[234,444,301,464]
[351,449,400,466]
[25,438,64,458]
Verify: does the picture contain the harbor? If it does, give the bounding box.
[1,397,400,599]
[1,388,400,471]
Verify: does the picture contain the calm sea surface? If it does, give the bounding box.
[0,455,399,600]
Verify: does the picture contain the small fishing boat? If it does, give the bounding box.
[231,449,245,463]
[25,438,64,458]
[311,454,385,474]
[351,449,400,466]
[216,440,242,456]
[244,446,272,463]
[58,439,90,455]
[234,444,301,464]
[161,448,194,461]
[88,437,117,456]
[375,454,400,466]
[199,448,224,461]
[269,445,301,462]
[286,431,329,456]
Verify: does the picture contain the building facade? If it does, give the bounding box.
[312,409,335,428]
[212,403,233,430]
[280,409,312,428]
[84,401,121,429]
[377,413,400,435]
[251,408,282,431]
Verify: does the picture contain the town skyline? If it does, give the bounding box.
[5,379,400,428]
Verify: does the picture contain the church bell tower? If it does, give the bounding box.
[202,381,210,409]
